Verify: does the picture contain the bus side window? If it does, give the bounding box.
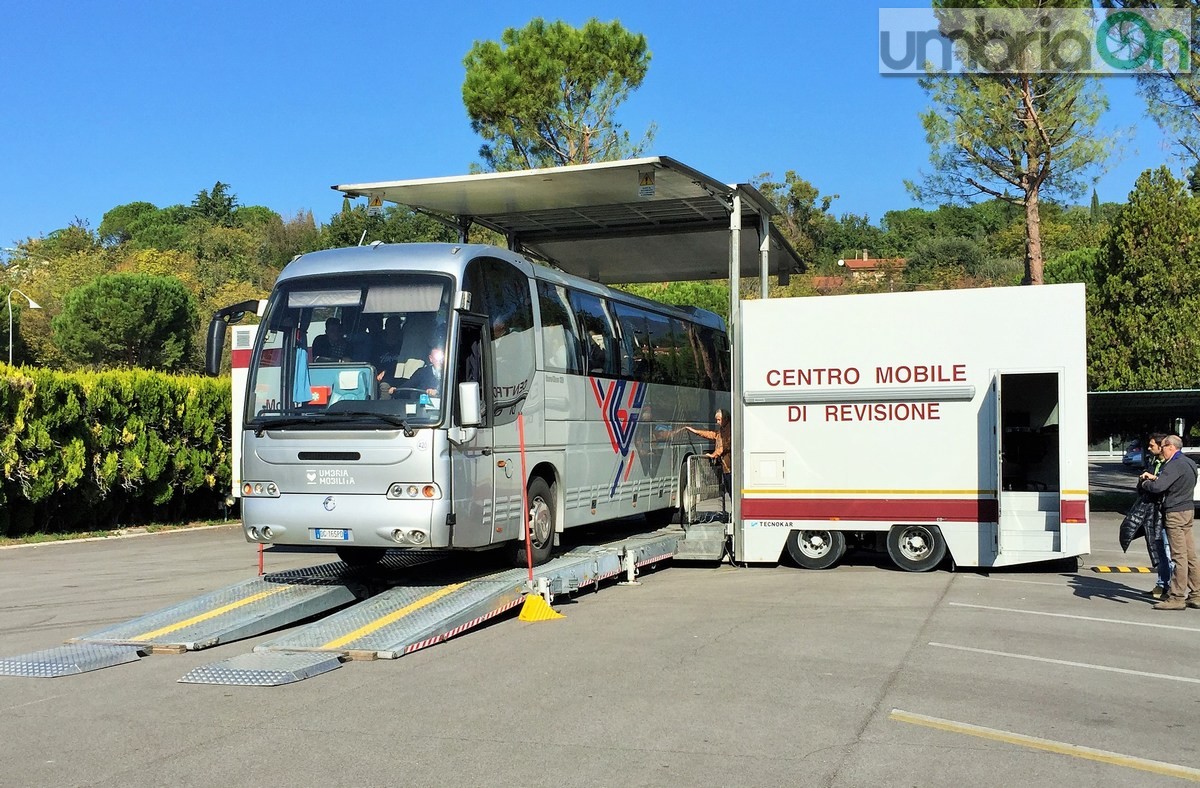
[569,290,616,376]
[536,280,582,374]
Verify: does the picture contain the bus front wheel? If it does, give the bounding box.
[513,477,555,567]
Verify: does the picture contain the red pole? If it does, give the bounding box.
[258,543,264,576]
[518,413,533,583]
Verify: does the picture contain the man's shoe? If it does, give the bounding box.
[1151,585,1165,599]
[1186,596,1200,609]
[1154,598,1187,610]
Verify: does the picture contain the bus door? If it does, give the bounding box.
[449,318,496,548]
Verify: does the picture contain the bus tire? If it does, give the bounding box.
[886,525,947,572]
[336,546,388,567]
[785,529,846,570]
[513,477,555,567]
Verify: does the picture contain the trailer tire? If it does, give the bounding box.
[886,525,947,572]
[785,529,846,570]
[336,546,388,567]
[513,477,555,567]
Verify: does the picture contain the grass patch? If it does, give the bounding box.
[0,519,236,548]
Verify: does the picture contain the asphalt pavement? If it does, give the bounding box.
[0,468,1196,787]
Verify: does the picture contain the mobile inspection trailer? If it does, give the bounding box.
[736,284,1090,570]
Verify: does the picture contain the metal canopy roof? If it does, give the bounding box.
[1089,389,1200,427]
[333,156,803,284]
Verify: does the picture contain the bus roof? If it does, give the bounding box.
[333,156,803,285]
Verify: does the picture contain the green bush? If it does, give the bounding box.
[0,365,231,536]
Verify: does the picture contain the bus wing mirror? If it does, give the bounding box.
[205,316,227,376]
[458,381,482,426]
[205,299,264,376]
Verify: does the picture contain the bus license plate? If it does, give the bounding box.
[313,528,350,541]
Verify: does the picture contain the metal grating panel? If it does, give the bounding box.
[179,651,343,686]
[0,643,145,678]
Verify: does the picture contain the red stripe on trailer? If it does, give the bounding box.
[232,348,252,369]
[1061,499,1087,523]
[742,497,1000,522]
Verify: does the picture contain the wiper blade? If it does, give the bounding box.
[250,414,325,436]
[329,410,417,436]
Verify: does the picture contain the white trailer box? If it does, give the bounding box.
[737,283,1089,570]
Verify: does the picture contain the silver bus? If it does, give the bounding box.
[208,242,730,566]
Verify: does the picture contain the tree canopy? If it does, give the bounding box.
[52,273,199,370]
[1088,167,1200,390]
[911,0,1111,285]
[462,18,655,171]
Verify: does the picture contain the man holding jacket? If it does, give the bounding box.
[1140,435,1200,610]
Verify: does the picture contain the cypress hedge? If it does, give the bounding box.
[0,366,231,536]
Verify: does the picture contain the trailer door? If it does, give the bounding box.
[995,371,1065,558]
[993,374,1005,556]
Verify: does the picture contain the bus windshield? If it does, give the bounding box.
[247,273,453,429]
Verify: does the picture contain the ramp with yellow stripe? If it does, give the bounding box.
[0,552,447,678]
[181,532,679,686]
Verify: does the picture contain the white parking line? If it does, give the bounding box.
[948,602,1200,633]
[890,709,1200,781]
[929,642,1200,684]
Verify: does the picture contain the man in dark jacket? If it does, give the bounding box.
[1140,435,1200,610]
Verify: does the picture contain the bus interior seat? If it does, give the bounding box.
[307,363,375,403]
[395,313,436,380]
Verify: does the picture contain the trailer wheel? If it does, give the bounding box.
[336,546,388,567]
[513,477,555,567]
[886,525,947,572]
[785,529,846,570]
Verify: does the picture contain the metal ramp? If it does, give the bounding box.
[0,551,448,679]
[181,532,679,686]
[675,522,728,561]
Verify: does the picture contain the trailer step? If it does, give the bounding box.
[179,650,343,686]
[675,523,727,561]
[0,642,147,678]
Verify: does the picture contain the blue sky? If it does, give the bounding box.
[0,1,1178,251]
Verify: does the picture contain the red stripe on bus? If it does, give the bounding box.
[741,497,1000,522]
[232,348,252,369]
[1061,500,1087,523]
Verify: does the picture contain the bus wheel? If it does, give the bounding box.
[886,525,947,572]
[785,529,846,570]
[336,546,388,567]
[513,478,555,567]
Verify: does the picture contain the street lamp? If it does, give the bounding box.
[7,288,41,366]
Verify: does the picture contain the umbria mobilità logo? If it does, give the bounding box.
[879,7,1191,75]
